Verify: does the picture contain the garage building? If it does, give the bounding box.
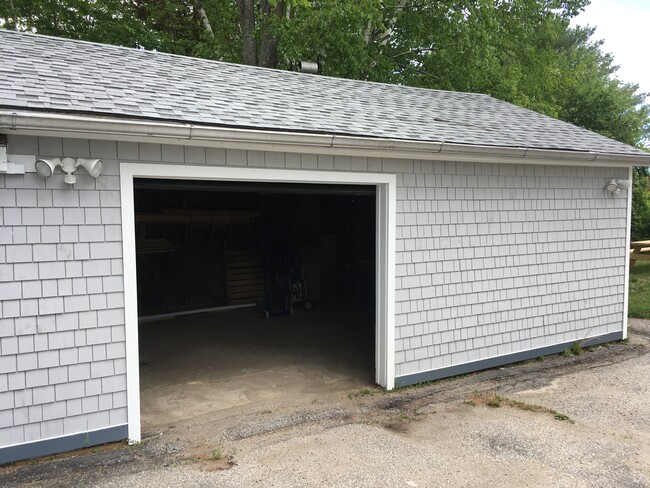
[1,30,649,463]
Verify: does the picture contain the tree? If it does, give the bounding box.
[552,26,650,147]
[632,166,650,242]
[2,2,649,189]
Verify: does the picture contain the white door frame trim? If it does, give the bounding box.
[119,162,396,443]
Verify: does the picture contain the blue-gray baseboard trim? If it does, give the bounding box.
[395,331,624,388]
[0,424,128,465]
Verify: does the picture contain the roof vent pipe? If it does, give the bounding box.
[297,61,319,74]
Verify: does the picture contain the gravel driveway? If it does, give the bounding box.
[3,319,650,487]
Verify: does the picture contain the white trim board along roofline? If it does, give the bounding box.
[2,110,648,168]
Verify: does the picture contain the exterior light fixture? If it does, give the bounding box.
[35,157,60,178]
[35,157,103,184]
[605,179,631,195]
[78,157,103,177]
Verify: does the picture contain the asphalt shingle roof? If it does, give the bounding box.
[0,29,647,157]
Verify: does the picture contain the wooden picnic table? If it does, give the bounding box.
[630,240,650,268]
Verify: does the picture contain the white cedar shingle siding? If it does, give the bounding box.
[1,137,127,446]
[0,135,628,447]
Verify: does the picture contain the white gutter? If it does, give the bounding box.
[1,110,648,167]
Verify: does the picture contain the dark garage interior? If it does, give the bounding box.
[133,179,377,427]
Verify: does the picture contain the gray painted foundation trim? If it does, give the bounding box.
[0,424,128,465]
[395,331,624,388]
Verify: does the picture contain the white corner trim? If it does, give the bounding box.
[384,177,397,389]
[120,162,397,442]
[623,165,633,339]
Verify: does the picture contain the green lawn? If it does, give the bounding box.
[629,261,650,318]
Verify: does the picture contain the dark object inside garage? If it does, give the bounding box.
[133,179,377,427]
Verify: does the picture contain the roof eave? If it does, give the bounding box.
[1,109,648,168]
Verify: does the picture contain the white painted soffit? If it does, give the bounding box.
[1,110,648,167]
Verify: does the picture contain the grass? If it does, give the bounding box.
[467,392,574,423]
[348,387,379,399]
[209,446,225,461]
[192,444,231,463]
[486,396,502,408]
[629,261,650,318]
[570,342,582,356]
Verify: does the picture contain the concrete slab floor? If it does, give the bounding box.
[138,298,375,430]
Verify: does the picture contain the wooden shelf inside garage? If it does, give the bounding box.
[225,249,265,305]
[135,209,258,225]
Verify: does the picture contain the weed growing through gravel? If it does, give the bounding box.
[210,446,225,461]
[468,393,574,423]
[348,387,379,399]
[486,396,502,408]
[570,342,583,355]
[390,373,471,393]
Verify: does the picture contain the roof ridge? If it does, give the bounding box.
[0,29,491,99]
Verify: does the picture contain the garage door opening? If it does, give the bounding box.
[133,178,377,429]
[121,163,396,443]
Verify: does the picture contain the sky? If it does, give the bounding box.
[570,0,650,95]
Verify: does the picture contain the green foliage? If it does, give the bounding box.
[629,261,650,319]
[553,27,650,146]
[570,342,582,355]
[471,393,574,422]
[632,166,650,241]
[210,445,225,460]
[486,396,502,408]
[278,0,389,79]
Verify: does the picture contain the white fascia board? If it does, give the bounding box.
[2,109,649,167]
[331,134,443,153]
[440,141,527,158]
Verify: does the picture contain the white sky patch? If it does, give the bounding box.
[571,0,650,96]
